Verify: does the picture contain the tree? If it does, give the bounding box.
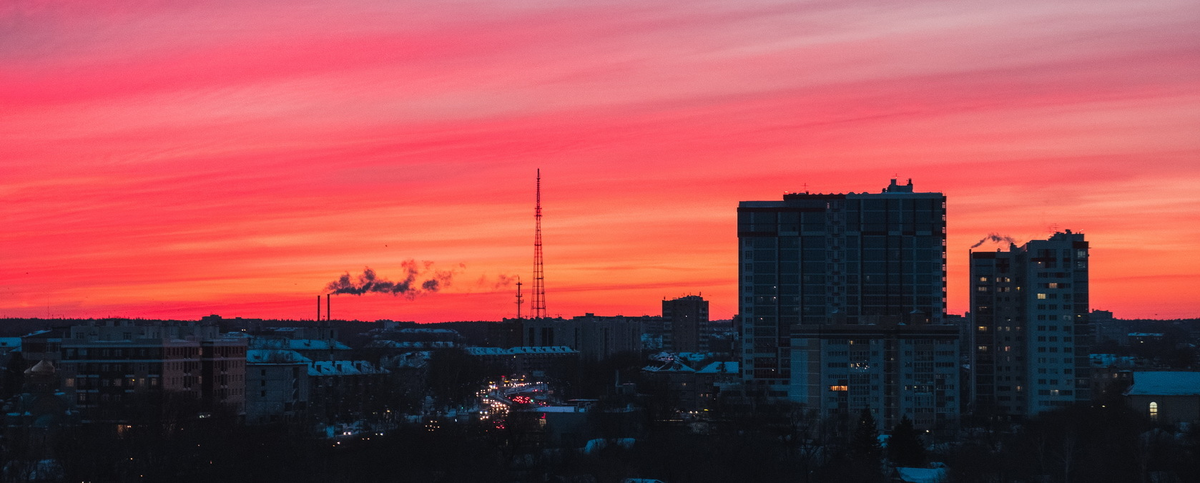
[888,416,926,468]
[824,408,884,483]
[850,408,882,462]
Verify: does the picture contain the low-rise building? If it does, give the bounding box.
[20,320,246,423]
[307,360,389,423]
[522,314,653,361]
[1124,371,1200,424]
[246,350,310,425]
[466,346,578,377]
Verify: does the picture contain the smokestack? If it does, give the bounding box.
[327,294,331,322]
[317,295,321,322]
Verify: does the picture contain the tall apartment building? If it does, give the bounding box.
[737,179,947,397]
[662,295,709,353]
[970,230,1091,417]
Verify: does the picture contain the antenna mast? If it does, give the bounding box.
[515,277,523,319]
[532,169,546,319]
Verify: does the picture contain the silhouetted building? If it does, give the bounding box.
[20,320,246,423]
[738,179,947,397]
[521,314,651,360]
[662,295,709,352]
[1090,309,1119,343]
[970,231,1091,416]
[307,360,388,423]
[246,350,310,425]
[791,323,959,429]
[465,346,579,377]
[488,319,524,348]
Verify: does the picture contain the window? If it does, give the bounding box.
[1149,401,1158,421]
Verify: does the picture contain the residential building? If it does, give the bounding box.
[307,360,389,423]
[790,323,959,429]
[20,320,246,423]
[246,349,311,425]
[521,314,651,360]
[970,230,1091,416]
[662,295,709,353]
[737,179,947,398]
[248,337,351,362]
[465,346,579,377]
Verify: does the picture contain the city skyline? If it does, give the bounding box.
[3,0,1199,322]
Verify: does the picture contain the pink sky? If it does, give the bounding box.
[2,0,1199,322]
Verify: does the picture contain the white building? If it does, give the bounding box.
[970,230,1091,416]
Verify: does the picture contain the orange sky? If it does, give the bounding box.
[2,0,1198,322]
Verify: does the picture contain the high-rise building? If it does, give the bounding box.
[969,230,1090,416]
[737,179,947,397]
[662,295,709,353]
[790,323,959,429]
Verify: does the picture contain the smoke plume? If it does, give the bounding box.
[326,260,457,299]
[971,233,1018,249]
[489,273,519,290]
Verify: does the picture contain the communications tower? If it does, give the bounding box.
[515,277,523,319]
[532,169,547,319]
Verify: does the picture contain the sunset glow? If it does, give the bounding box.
[3,0,1199,322]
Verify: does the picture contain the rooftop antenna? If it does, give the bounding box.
[515,276,523,319]
[533,169,546,320]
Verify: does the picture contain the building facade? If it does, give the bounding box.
[521,314,650,360]
[737,179,947,397]
[662,295,709,353]
[245,349,310,425]
[20,320,246,423]
[970,230,1091,416]
[790,323,959,429]
[1124,371,1200,424]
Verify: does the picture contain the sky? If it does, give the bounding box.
[2,0,1198,323]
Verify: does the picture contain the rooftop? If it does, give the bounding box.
[1125,371,1200,396]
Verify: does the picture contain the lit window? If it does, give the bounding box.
[1150,402,1158,421]
[1037,293,1047,300]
